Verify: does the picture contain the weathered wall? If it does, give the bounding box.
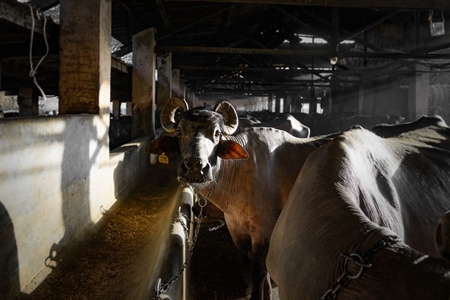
[0,91,18,108]
[0,115,150,299]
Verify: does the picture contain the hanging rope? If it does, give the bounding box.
[28,4,49,102]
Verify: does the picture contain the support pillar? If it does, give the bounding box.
[172,69,180,98]
[112,99,120,118]
[275,95,281,113]
[180,81,185,100]
[157,52,172,110]
[131,28,156,139]
[309,87,317,115]
[358,79,374,115]
[408,64,429,121]
[185,87,192,107]
[125,102,132,116]
[18,87,34,117]
[59,0,111,118]
[268,94,274,112]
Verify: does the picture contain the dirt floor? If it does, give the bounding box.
[16,160,277,300]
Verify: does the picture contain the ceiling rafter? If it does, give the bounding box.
[157,45,450,59]
[154,0,170,29]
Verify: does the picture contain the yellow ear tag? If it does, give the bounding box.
[159,152,169,164]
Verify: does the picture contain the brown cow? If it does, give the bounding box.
[146,97,336,299]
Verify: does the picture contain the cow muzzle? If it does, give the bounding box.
[180,158,211,183]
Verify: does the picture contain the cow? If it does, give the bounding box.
[435,210,450,260]
[341,113,404,131]
[146,97,337,299]
[109,116,131,150]
[237,114,311,138]
[372,115,447,138]
[267,118,450,299]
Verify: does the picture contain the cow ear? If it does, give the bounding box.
[145,136,179,156]
[217,140,248,159]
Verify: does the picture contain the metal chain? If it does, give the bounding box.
[154,183,216,300]
[320,236,400,300]
[208,220,226,231]
[154,205,204,300]
[175,208,193,246]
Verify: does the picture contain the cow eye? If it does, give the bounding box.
[176,129,182,136]
[214,130,221,138]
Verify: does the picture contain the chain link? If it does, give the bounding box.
[154,183,216,300]
[319,236,400,300]
[208,220,226,231]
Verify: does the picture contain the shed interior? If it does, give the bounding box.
[1,0,450,299]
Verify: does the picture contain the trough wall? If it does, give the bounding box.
[0,115,150,299]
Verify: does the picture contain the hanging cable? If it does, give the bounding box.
[28,4,49,102]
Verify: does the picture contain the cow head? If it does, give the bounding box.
[146,97,248,185]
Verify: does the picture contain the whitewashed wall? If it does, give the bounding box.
[0,115,150,299]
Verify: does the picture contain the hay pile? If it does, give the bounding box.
[23,165,179,300]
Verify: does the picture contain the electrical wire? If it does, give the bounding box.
[29,4,49,101]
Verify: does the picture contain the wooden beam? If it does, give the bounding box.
[176,65,334,73]
[158,45,450,59]
[165,0,450,10]
[0,1,46,34]
[155,0,171,29]
[156,5,233,41]
[338,9,401,43]
[28,0,59,11]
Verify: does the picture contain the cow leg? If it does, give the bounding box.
[250,241,272,300]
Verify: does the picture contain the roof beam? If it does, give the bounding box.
[27,0,59,11]
[158,45,450,59]
[155,0,171,29]
[176,65,334,73]
[0,1,46,34]
[165,0,450,10]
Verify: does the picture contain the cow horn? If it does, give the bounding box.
[214,101,239,135]
[160,97,189,132]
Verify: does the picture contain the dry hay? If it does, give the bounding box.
[22,164,179,300]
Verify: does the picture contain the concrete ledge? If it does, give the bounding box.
[152,186,194,300]
[0,115,152,299]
